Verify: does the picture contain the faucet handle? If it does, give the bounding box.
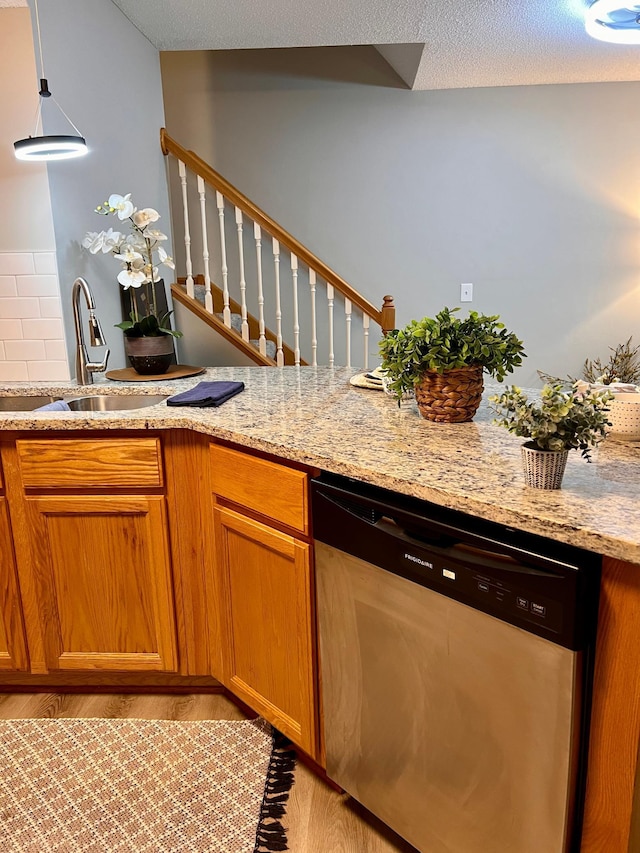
[87,348,110,375]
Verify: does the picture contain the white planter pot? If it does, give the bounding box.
[606,394,640,441]
[521,442,569,490]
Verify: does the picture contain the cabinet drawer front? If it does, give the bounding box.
[210,444,308,533]
[17,438,163,488]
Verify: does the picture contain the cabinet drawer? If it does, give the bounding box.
[210,444,308,534]
[16,438,163,489]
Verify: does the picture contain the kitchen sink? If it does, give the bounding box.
[64,394,168,412]
[0,396,63,412]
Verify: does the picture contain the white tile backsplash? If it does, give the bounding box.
[17,275,60,298]
[5,339,46,361]
[0,251,70,381]
[0,297,41,319]
[0,277,17,298]
[21,317,64,340]
[33,253,57,275]
[0,253,35,276]
[0,319,24,340]
[0,361,29,381]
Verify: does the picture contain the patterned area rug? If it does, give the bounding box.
[0,717,295,853]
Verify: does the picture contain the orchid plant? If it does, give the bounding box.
[83,193,181,337]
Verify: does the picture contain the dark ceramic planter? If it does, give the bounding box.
[124,335,174,375]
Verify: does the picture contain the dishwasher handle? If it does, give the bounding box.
[374,515,564,580]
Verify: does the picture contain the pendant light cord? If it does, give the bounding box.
[33,0,45,78]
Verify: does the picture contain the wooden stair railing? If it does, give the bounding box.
[161,128,395,368]
[173,276,303,366]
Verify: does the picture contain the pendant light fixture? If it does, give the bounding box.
[13,0,87,161]
[585,1,640,44]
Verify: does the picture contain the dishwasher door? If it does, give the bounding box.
[313,475,599,853]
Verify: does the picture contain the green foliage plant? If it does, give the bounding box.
[378,307,525,402]
[489,382,613,461]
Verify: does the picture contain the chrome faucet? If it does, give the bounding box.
[72,277,110,384]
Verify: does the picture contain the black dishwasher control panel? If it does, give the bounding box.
[312,473,601,651]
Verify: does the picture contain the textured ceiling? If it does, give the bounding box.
[115,1,640,90]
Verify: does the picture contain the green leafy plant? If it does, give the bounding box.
[489,382,613,461]
[378,307,525,401]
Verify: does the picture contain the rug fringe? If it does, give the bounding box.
[254,728,296,852]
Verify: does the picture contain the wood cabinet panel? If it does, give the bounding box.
[214,505,317,757]
[16,438,163,489]
[0,498,28,671]
[210,444,308,533]
[24,494,177,672]
[581,557,640,853]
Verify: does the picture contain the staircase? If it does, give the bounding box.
[161,129,395,368]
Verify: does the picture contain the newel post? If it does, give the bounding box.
[380,295,396,335]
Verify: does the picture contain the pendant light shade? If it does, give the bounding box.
[14,1,87,162]
[585,1,640,44]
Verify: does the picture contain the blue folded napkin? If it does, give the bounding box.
[167,381,245,408]
[34,400,71,412]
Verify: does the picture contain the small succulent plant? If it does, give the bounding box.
[489,382,613,461]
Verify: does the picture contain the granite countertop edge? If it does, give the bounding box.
[1,366,638,565]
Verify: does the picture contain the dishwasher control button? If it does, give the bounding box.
[442,568,456,580]
[516,597,529,610]
[531,602,547,618]
[477,581,490,592]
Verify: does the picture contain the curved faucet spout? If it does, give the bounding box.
[72,277,110,384]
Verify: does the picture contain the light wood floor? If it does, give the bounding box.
[0,692,416,853]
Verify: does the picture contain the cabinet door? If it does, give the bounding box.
[24,494,177,672]
[0,498,28,671]
[214,505,318,757]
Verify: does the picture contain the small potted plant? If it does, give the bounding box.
[83,192,182,375]
[378,307,525,423]
[489,382,613,489]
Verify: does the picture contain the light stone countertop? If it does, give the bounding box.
[1,366,639,564]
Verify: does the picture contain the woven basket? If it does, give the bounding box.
[414,365,484,423]
[521,442,569,490]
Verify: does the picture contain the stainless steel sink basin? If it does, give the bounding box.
[0,395,63,412]
[64,394,168,412]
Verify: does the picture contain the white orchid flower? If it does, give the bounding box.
[158,246,175,269]
[117,267,147,289]
[133,208,160,228]
[108,193,135,221]
[145,229,168,241]
[118,249,145,266]
[82,231,105,254]
[100,228,124,253]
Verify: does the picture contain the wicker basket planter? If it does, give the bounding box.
[414,365,484,423]
[521,442,569,490]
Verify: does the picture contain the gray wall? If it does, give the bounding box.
[30,0,173,372]
[160,46,640,385]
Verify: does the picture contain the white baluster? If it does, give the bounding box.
[273,238,284,367]
[235,207,249,341]
[216,191,231,327]
[363,314,370,370]
[197,175,213,313]
[327,283,335,367]
[344,298,352,368]
[309,270,318,367]
[291,254,300,366]
[178,160,194,298]
[254,223,267,356]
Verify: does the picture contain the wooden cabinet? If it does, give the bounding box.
[0,492,29,672]
[211,443,318,758]
[2,436,178,674]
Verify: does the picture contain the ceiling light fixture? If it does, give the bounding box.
[585,1,640,43]
[13,0,87,161]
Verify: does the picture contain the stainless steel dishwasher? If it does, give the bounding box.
[312,474,600,853]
